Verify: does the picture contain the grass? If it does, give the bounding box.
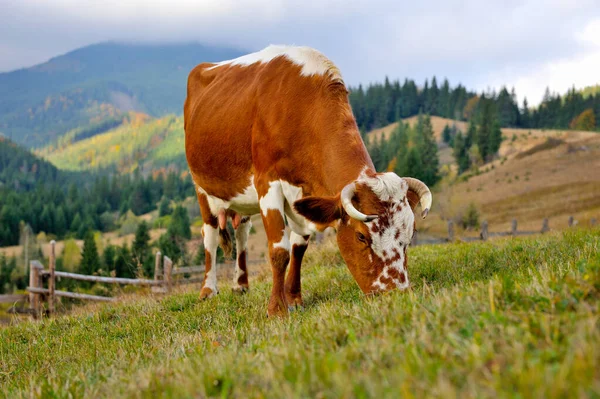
[1,228,599,398]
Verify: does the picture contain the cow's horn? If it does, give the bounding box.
[341,183,378,222]
[403,177,432,219]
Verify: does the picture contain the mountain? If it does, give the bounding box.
[0,42,243,148]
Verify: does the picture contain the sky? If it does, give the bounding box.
[1,0,599,104]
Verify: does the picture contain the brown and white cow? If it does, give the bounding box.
[184,45,432,316]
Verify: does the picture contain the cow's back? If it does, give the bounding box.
[184,62,257,200]
[185,46,365,203]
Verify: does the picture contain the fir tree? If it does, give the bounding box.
[158,196,172,217]
[414,114,440,186]
[103,244,116,273]
[115,244,135,278]
[132,221,152,277]
[453,132,471,173]
[80,230,101,275]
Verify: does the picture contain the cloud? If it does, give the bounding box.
[1,0,599,104]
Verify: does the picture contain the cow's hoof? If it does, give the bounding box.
[232,286,249,295]
[199,287,217,300]
[288,303,305,312]
[285,293,303,308]
[267,305,289,318]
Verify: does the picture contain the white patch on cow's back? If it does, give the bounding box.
[208,45,344,84]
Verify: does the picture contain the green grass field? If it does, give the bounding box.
[1,229,599,398]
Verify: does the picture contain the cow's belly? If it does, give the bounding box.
[198,177,317,236]
[198,177,261,216]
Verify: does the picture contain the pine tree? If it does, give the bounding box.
[453,132,471,173]
[158,196,172,217]
[103,244,116,273]
[70,213,82,234]
[54,206,67,237]
[115,244,135,278]
[132,221,152,277]
[169,206,191,240]
[521,98,530,128]
[404,147,423,179]
[79,230,100,275]
[392,123,410,176]
[414,114,440,186]
[442,124,452,144]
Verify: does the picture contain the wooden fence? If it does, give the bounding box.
[17,240,262,318]
[2,216,596,318]
[413,216,597,246]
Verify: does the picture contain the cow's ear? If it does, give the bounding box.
[293,195,343,224]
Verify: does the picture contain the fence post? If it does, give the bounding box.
[480,221,489,241]
[511,219,518,236]
[447,220,454,242]
[29,261,40,319]
[49,240,56,315]
[154,251,162,282]
[541,218,550,233]
[592,218,597,227]
[164,256,173,293]
[568,216,575,227]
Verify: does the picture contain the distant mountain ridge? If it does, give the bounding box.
[0,42,244,148]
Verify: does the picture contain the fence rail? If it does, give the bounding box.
[24,241,242,319]
[0,294,27,304]
[418,215,596,246]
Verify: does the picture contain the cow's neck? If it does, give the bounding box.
[313,110,375,197]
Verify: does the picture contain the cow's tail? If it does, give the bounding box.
[219,227,234,259]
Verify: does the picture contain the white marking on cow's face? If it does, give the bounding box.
[208,45,344,84]
[353,170,414,291]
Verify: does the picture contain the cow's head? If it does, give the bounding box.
[294,170,432,294]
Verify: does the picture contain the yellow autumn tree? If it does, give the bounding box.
[62,238,82,272]
[463,96,480,120]
[569,108,596,131]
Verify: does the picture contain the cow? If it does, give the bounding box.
[184,45,432,316]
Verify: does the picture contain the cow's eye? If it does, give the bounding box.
[356,232,368,244]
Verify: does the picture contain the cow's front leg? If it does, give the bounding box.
[258,180,290,317]
[285,232,310,308]
[196,193,219,299]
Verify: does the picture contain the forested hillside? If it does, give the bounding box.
[0,42,242,147]
[0,138,195,246]
[40,115,186,173]
[349,78,600,133]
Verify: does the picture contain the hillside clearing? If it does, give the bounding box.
[365,116,600,237]
[1,228,599,398]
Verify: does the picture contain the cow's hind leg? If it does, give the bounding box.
[233,217,252,293]
[257,180,290,317]
[196,192,219,299]
[285,232,310,308]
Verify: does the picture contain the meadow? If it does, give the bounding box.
[1,228,599,398]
